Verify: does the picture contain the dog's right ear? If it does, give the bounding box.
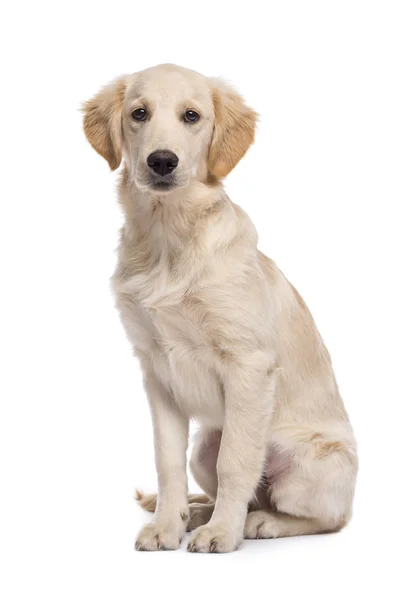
[82,78,125,170]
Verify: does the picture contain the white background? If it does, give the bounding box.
[1,1,415,598]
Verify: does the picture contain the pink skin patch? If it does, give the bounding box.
[265,445,293,485]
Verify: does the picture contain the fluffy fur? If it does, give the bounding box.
[83,63,358,553]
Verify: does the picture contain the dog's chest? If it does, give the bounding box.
[113,260,224,426]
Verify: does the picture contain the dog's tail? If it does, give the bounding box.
[135,490,211,513]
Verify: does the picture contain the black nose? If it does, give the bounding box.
[147,150,179,177]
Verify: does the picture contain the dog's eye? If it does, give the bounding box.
[184,110,200,123]
[132,108,147,121]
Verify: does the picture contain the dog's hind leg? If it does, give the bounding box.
[244,510,339,539]
[245,428,357,539]
[189,428,221,500]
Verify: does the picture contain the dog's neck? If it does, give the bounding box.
[116,165,256,285]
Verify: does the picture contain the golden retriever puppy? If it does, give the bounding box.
[83,64,358,553]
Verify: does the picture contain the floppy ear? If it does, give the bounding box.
[208,80,258,179]
[82,78,125,170]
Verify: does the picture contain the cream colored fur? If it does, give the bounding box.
[83,64,358,553]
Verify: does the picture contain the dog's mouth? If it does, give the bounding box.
[146,172,190,193]
[150,180,175,191]
[146,172,178,193]
[135,167,190,194]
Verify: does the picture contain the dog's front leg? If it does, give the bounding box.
[135,370,189,551]
[187,362,275,553]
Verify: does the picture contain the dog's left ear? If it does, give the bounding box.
[208,80,257,179]
[82,78,126,170]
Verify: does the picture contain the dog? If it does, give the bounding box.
[83,63,358,553]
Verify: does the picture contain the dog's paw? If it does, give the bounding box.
[135,522,183,551]
[186,502,214,532]
[244,510,273,539]
[187,523,240,553]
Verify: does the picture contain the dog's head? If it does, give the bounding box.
[83,64,257,193]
